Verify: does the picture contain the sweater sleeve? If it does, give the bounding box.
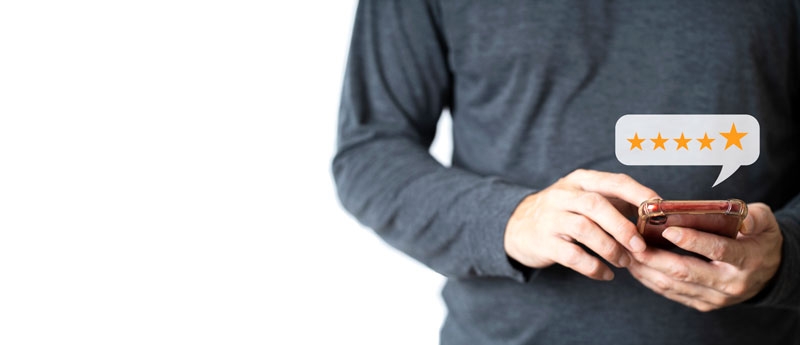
[332,0,535,281]
[753,194,800,310]
[753,3,800,310]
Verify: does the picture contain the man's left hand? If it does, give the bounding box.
[627,203,782,312]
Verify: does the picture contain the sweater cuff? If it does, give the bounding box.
[750,212,800,310]
[468,178,536,282]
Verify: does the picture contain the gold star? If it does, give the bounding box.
[673,132,691,150]
[720,123,747,150]
[696,132,715,150]
[628,132,645,150]
[650,132,668,150]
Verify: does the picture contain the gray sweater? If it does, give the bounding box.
[333,1,800,344]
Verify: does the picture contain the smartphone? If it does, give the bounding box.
[637,199,748,247]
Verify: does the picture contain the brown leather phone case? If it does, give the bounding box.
[637,199,748,247]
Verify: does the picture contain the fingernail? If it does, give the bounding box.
[603,270,614,281]
[618,254,631,267]
[629,236,646,253]
[662,228,681,242]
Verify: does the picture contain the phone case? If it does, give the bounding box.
[637,199,748,247]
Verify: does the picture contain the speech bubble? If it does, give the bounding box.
[615,114,760,187]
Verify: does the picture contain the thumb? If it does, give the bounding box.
[741,203,775,236]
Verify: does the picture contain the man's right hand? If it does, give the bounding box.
[504,169,660,281]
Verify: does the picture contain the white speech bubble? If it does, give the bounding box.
[615,114,760,187]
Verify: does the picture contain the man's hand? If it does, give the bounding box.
[627,203,782,312]
[504,169,659,281]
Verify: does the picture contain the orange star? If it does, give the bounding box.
[673,132,691,150]
[720,123,747,150]
[650,132,668,150]
[696,132,715,150]
[628,132,645,150]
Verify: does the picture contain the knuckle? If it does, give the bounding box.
[704,290,732,306]
[695,303,716,313]
[708,242,728,261]
[611,173,633,186]
[669,228,693,245]
[598,240,620,258]
[584,259,603,276]
[653,276,672,292]
[723,282,748,296]
[569,169,589,179]
[612,219,635,238]
[578,192,603,213]
[561,246,584,266]
[567,216,590,234]
[668,263,690,281]
[545,186,563,196]
[632,251,649,264]
[570,216,591,231]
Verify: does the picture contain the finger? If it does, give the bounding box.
[561,213,631,268]
[661,290,719,312]
[561,169,659,253]
[631,270,719,312]
[630,246,729,291]
[741,203,775,236]
[558,189,646,253]
[607,197,638,219]
[552,239,615,281]
[628,261,731,309]
[565,169,661,208]
[661,226,745,265]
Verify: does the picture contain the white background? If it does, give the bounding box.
[0,1,449,344]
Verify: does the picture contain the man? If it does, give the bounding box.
[333,1,800,343]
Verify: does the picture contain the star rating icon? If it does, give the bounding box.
[697,133,715,150]
[615,114,759,187]
[650,132,668,150]
[720,123,747,150]
[627,133,645,150]
[674,133,691,150]
[626,123,747,151]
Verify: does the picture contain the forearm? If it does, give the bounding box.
[333,135,534,280]
[755,194,800,310]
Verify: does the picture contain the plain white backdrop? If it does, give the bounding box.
[0,1,449,344]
